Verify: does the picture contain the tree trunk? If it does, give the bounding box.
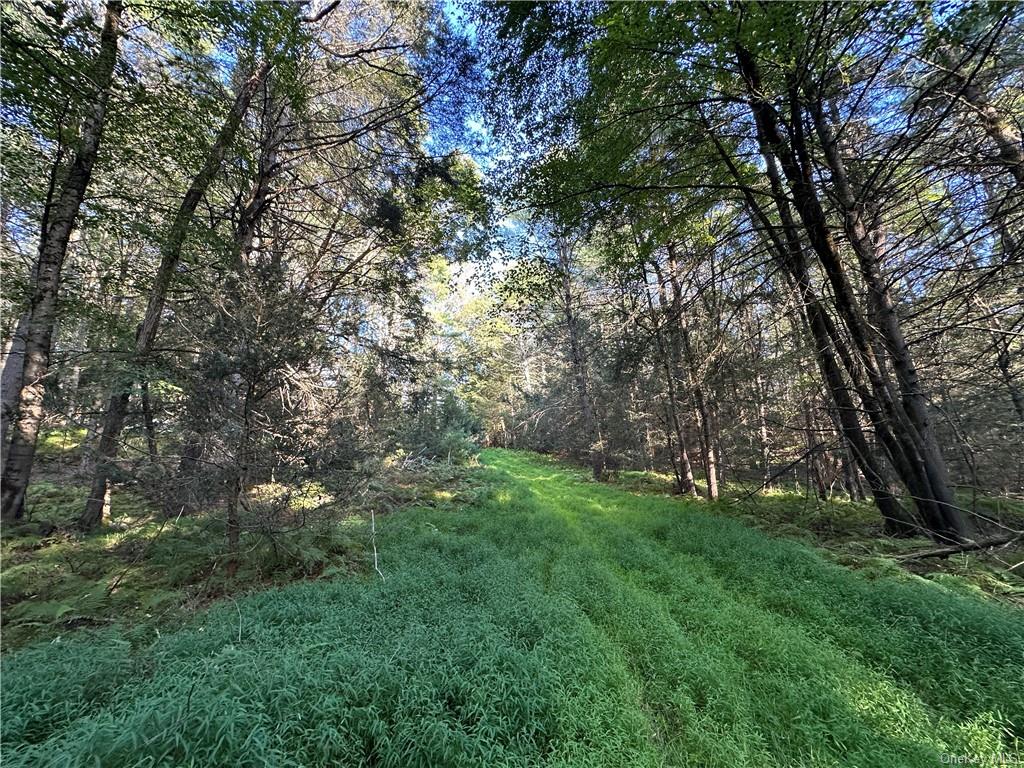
[63,316,90,414]
[692,383,719,500]
[140,380,158,463]
[701,105,917,534]
[803,398,828,500]
[840,443,866,501]
[225,466,246,579]
[660,244,714,498]
[789,264,916,533]
[961,80,1024,188]
[556,238,604,480]
[803,88,967,541]
[1,1,123,521]
[645,262,696,495]
[995,339,1024,425]
[1,311,30,452]
[226,383,255,579]
[226,478,243,578]
[763,153,919,534]
[931,35,1024,189]
[754,371,772,489]
[734,44,965,542]
[81,60,271,530]
[670,276,718,500]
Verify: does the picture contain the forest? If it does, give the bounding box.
[1,0,1022,766]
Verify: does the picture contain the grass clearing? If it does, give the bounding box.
[2,449,1022,766]
[610,461,1024,605]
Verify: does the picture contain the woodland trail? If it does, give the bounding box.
[475,450,1024,766]
[5,3,1022,765]
[3,449,1022,767]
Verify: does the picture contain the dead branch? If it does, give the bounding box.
[895,534,1020,561]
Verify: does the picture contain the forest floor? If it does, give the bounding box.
[2,448,1023,766]
[608,466,1024,607]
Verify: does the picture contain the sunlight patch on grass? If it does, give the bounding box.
[35,427,87,458]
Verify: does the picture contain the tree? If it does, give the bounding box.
[2,0,123,521]
[80,52,275,530]
[476,0,1022,540]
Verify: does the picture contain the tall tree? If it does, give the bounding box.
[2,0,123,521]
[79,55,273,529]
[476,0,1021,539]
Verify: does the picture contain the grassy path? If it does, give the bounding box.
[3,449,1022,766]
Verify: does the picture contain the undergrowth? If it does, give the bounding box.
[2,449,1022,766]
[1,458,480,650]
[1,485,364,650]
[612,460,1024,605]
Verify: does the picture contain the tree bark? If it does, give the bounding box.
[81,59,272,530]
[672,293,718,500]
[661,243,717,499]
[1,311,30,452]
[803,87,967,541]
[990,334,1024,426]
[691,381,719,500]
[734,44,966,542]
[754,370,772,489]
[760,150,918,534]
[784,247,916,533]
[556,237,604,480]
[645,261,697,495]
[803,398,828,500]
[1,1,123,521]
[226,382,255,579]
[140,380,158,463]
[961,80,1024,188]
[931,34,1024,189]
[701,105,917,534]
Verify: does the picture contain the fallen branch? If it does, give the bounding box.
[895,534,1020,561]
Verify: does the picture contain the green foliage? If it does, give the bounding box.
[400,381,482,464]
[3,450,1021,766]
[33,427,88,460]
[1,479,368,650]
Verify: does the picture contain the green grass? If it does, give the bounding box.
[2,449,1022,766]
[1,481,367,650]
[612,460,1024,604]
[1,462,490,651]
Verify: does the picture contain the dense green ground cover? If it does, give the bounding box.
[3,449,1022,766]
